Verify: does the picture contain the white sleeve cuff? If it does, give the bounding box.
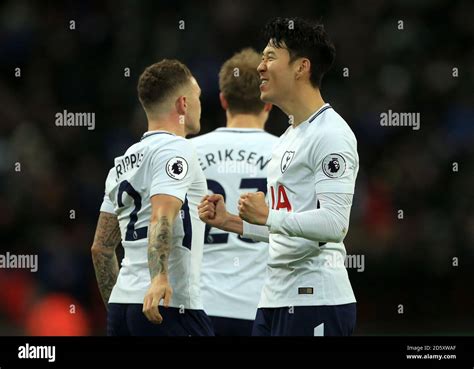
[242,221,270,243]
[265,209,286,233]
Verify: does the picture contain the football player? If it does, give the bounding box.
[192,48,277,335]
[92,59,213,336]
[199,18,359,336]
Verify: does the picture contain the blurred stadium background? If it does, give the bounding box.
[0,0,473,335]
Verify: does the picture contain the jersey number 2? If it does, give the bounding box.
[117,180,148,241]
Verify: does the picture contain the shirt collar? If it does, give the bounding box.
[140,130,175,141]
[290,103,332,126]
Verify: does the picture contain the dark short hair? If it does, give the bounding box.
[219,48,265,115]
[263,17,336,87]
[137,59,192,112]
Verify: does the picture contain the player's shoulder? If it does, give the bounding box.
[116,132,174,156]
[310,106,357,144]
[145,133,196,156]
[143,131,186,145]
[260,130,279,142]
[189,129,217,147]
[104,166,118,192]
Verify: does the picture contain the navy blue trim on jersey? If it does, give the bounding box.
[215,128,265,134]
[140,131,175,141]
[316,199,327,247]
[181,196,192,250]
[308,105,332,123]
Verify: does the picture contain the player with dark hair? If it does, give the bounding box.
[92,59,213,336]
[199,17,359,336]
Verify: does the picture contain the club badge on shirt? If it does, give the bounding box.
[166,157,188,180]
[322,153,346,178]
[281,151,295,173]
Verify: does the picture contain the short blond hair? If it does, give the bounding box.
[219,48,265,115]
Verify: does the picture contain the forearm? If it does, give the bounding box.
[148,216,173,280]
[92,247,119,306]
[221,213,244,235]
[91,211,122,308]
[217,212,269,243]
[266,193,353,244]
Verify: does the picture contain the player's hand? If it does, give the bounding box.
[142,275,173,324]
[198,194,229,229]
[238,192,269,225]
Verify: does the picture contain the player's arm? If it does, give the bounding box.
[199,194,271,242]
[239,132,358,244]
[199,194,270,243]
[198,194,242,234]
[143,140,197,323]
[91,211,121,309]
[240,192,353,243]
[142,194,181,324]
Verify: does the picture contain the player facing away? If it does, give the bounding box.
[191,48,277,336]
[91,59,214,336]
[198,18,359,336]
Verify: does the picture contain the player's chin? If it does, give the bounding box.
[259,90,273,103]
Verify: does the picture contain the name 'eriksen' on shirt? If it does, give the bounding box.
[198,149,270,171]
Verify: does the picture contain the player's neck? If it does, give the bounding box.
[146,117,186,137]
[283,86,325,128]
[226,112,264,130]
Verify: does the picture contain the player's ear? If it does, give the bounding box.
[295,58,310,80]
[175,95,187,115]
[263,103,272,113]
[219,92,228,111]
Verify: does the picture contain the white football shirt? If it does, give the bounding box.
[260,104,358,308]
[191,128,277,320]
[100,130,207,310]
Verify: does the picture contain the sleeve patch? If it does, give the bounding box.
[322,153,346,178]
[166,157,189,180]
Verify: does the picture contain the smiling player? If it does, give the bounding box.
[199,17,359,336]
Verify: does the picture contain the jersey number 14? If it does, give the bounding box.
[269,185,292,211]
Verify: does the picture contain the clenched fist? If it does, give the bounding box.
[198,194,229,229]
[238,192,269,225]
